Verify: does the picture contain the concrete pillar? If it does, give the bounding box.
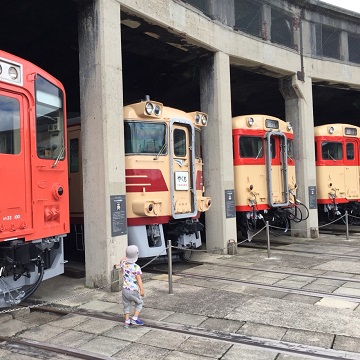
[78,0,127,288]
[340,31,349,62]
[207,0,235,27]
[200,52,237,253]
[262,4,271,41]
[280,75,318,238]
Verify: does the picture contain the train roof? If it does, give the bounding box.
[232,114,293,134]
[314,123,360,137]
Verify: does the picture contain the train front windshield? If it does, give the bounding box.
[124,121,166,154]
[35,75,65,160]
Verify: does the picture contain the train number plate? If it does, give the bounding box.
[175,171,189,191]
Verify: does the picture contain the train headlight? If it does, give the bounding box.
[201,115,207,125]
[52,183,64,200]
[154,105,161,116]
[148,204,153,212]
[8,67,18,80]
[247,117,254,127]
[328,126,334,134]
[287,123,292,131]
[195,114,200,124]
[145,102,154,115]
[249,185,254,191]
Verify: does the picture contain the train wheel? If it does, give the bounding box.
[179,250,193,262]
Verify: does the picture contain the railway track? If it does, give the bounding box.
[1,306,359,360]
[239,242,360,260]
[146,259,360,302]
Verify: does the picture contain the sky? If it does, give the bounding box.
[321,0,360,13]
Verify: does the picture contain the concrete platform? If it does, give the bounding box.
[3,231,360,359]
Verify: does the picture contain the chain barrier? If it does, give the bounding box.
[2,210,358,315]
[0,246,172,316]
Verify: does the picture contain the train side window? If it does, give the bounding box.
[239,136,263,158]
[321,141,342,160]
[0,95,20,154]
[174,128,186,157]
[69,138,79,173]
[346,143,354,160]
[35,75,65,160]
[124,121,166,155]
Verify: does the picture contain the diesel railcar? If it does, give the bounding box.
[67,97,211,260]
[315,124,360,223]
[0,50,69,307]
[232,114,300,236]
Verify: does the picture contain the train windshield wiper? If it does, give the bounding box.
[255,146,263,160]
[154,143,166,160]
[328,151,336,162]
[52,145,66,168]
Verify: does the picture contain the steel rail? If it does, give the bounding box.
[0,336,113,360]
[175,272,360,302]
[185,260,360,284]
[24,307,360,360]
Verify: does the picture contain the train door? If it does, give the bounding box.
[344,139,359,200]
[0,91,33,235]
[31,75,68,238]
[170,120,197,218]
[265,132,289,207]
[67,126,83,215]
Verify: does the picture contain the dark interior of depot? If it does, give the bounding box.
[2,0,360,127]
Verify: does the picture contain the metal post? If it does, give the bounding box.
[167,240,173,294]
[345,210,349,240]
[266,221,271,258]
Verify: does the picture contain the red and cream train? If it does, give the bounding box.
[67,97,212,261]
[315,123,360,223]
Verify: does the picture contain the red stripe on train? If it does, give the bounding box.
[196,170,203,190]
[126,169,168,192]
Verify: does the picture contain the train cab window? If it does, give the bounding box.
[124,121,166,155]
[174,128,186,157]
[287,139,294,160]
[346,143,355,160]
[321,141,342,160]
[270,138,276,159]
[195,129,201,159]
[0,95,20,154]
[69,138,79,173]
[239,136,263,158]
[35,75,65,160]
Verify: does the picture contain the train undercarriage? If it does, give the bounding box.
[0,236,65,308]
